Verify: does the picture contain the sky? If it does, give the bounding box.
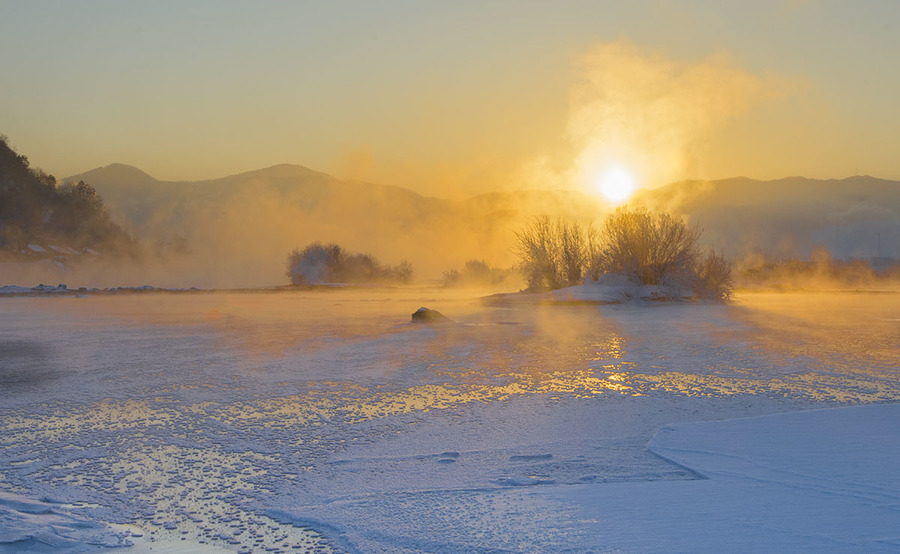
[2,0,899,198]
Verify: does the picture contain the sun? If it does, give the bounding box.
[595,166,637,204]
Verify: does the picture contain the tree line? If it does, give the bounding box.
[0,135,134,254]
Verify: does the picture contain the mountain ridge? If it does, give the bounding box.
[62,163,899,281]
[69,162,900,206]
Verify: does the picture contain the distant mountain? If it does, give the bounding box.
[635,176,900,259]
[63,163,899,285]
[64,164,608,283]
[68,163,448,232]
[74,163,159,189]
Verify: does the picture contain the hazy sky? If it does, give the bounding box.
[2,0,899,197]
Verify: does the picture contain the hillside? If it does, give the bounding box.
[0,138,133,260]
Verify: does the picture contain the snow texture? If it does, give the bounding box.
[489,274,697,305]
[0,491,132,552]
[0,288,897,552]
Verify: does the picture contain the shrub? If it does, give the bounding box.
[515,216,591,291]
[286,242,413,285]
[589,207,701,286]
[442,259,516,287]
[514,207,734,300]
[694,249,734,300]
[589,206,732,299]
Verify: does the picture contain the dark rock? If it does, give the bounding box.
[411,307,451,323]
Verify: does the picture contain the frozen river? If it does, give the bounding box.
[1,288,898,552]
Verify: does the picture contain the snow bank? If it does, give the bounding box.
[0,284,76,295]
[489,273,696,304]
[0,284,201,296]
[0,286,35,295]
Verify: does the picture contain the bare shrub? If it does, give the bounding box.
[286,242,412,285]
[515,216,590,291]
[442,259,516,287]
[588,206,733,299]
[695,250,734,300]
[514,207,734,300]
[557,220,589,287]
[589,207,700,286]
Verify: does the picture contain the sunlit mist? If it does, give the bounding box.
[524,39,795,196]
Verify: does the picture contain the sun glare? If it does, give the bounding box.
[596,166,637,204]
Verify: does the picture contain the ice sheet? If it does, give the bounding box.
[541,404,900,552]
[0,289,897,552]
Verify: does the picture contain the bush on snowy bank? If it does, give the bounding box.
[514,217,592,292]
[285,242,413,285]
[515,207,733,300]
[590,207,733,300]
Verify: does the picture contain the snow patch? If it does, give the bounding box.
[541,404,900,552]
[489,274,697,304]
[0,491,130,551]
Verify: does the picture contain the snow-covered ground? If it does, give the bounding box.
[0,288,897,552]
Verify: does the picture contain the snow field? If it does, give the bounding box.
[0,289,897,551]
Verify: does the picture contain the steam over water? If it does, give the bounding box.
[0,289,897,552]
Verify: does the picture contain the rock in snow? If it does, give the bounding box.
[411,307,452,323]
